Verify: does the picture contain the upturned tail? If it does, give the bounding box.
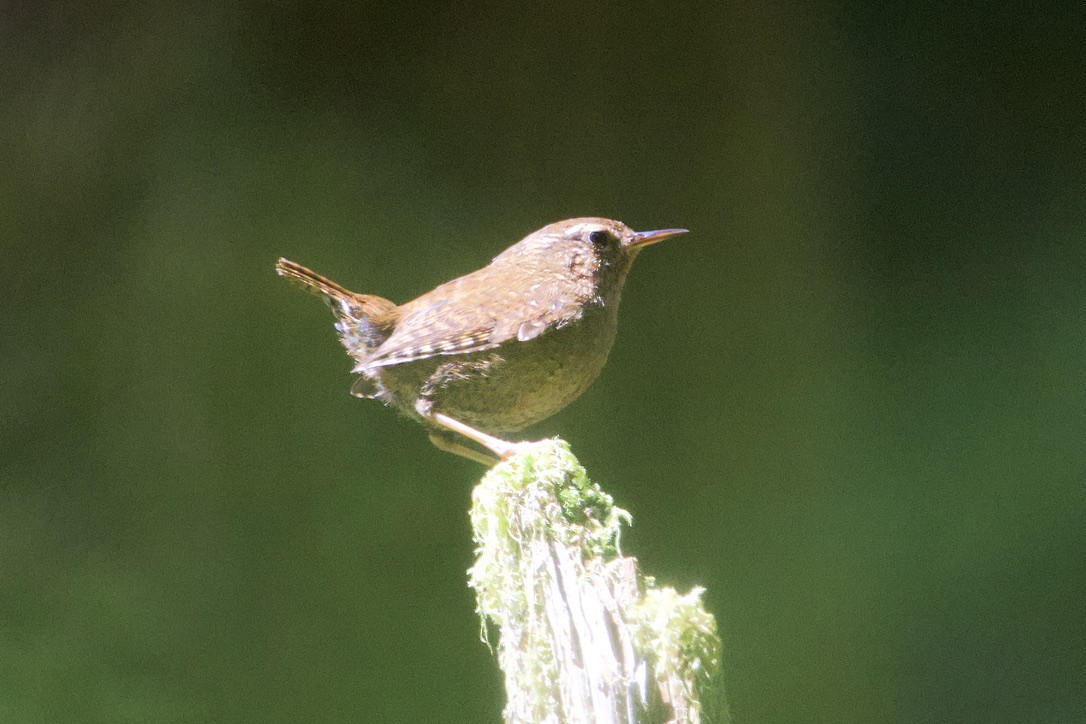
[276,258,359,302]
[276,257,400,359]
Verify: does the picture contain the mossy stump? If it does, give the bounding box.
[468,440,727,724]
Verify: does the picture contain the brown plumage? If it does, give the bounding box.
[277,217,686,462]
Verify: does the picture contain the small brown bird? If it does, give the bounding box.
[277,217,685,464]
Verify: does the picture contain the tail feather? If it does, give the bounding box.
[276,258,356,302]
[276,257,400,359]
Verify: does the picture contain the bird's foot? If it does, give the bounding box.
[416,399,522,464]
[427,432,500,466]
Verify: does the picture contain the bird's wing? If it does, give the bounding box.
[357,271,587,371]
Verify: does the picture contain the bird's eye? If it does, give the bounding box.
[589,230,613,246]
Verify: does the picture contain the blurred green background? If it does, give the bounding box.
[3,2,1084,722]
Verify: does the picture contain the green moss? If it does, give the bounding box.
[469,440,630,621]
[630,586,727,723]
[468,439,725,723]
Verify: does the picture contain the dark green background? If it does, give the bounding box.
[3,2,1084,722]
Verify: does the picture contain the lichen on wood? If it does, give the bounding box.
[468,440,726,724]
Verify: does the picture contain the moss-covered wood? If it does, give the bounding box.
[469,440,726,724]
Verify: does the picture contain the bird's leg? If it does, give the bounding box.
[415,399,520,460]
[431,412,520,458]
[427,431,500,467]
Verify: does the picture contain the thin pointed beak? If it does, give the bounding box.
[629,228,688,249]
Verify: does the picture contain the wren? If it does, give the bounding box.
[277,217,686,464]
